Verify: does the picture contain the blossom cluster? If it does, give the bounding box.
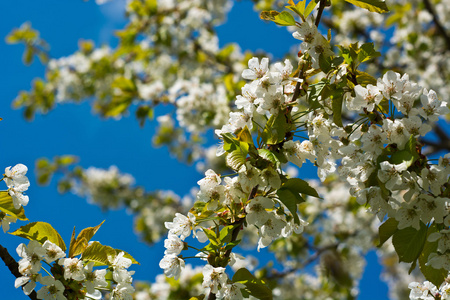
[408,280,450,300]
[15,239,135,300]
[4,164,30,210]
[49,164,192,244]
[1,164,30,232]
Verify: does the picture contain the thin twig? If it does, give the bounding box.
[423,0,450,50]
[315,0,327,27]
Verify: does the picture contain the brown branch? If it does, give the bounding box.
[0,243,38,300]
[315,0,327,27]
[423,0,450,50]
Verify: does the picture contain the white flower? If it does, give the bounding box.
[242,57,269,80]
[427,252,450,270]
[17,240,46,275]
[83,262,108,294]
[1,214,17,233]
[15,273,41,296]
[361,124,387,155]
[58,257,85,281]
[42,241,65,263]
[395,203,421,230]
[418,89,450,122]
[36,276,67,300]
[202,264,227,294]
[377,161,408,190]
[8,188,29,209]
[245,196,273,227]
[292,18,319,50]
[260,213,285,241]
[282,218,309,237]
[111,282,135,300]
[164,233,185,255]
[4,164,30,209]
[428,229,450,254]
[403,115,432,137]
[350,84,382,111]
[283,140,315,167]
[198,169,221,191]
[382,119,409,149]
[273,59,293,83]
[421,165,446,196]
[377,70,404,100]
[217,282,245,300]
[109,252,133,283]
[260,166,281,190]
[164,212,196,239]
[159,254,185,279]
[4,164,29,191]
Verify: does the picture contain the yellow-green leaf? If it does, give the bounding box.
[273,11,296,26]
[10,221,66,251]
[0,191,27,221]
[81,241,139,266]
[69,220,105,258]
[344,0,389,13]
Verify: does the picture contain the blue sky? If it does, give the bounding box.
[1,1,388,298]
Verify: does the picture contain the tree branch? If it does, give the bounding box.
[423,0,450,50]
[0,243,38,300]
[315,0,327,27]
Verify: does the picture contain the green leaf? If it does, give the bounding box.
[285,0,305,17]
[304,0,319,18]
[356,43,381,64]
[10,221,66,251]
[262,113,288,145]
[377,218,399,247]
[224,240,241,250]
[219,225,236,244]
[276,189,301,224]
[226,149,247,171]
[203,228,219,246]
[344,0,389,13]
[260,10,296,26]
[236,126,253,144]
[221,133,240,153]
[0,191,27,221]
[307,81,327,108]
[319,54,333,73]
[69,221,105,258]
[233,268,272,300]
[281,178,319,198]
[419,224,448,287]
[55,155,78,166]
[392,222,427,263]
[390,150,415,167]
[273,11,296,26]
[258,149,280,166]
[355,71,377,86]
[390,135,419,167]
[80,241,115,266]
[332,94,343,127]
[81,241,139,266]
[286,0,318,19]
